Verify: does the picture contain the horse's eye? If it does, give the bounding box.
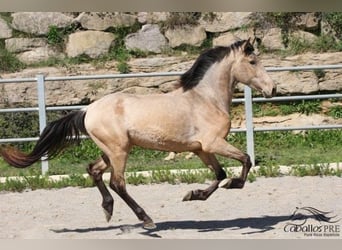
[250,60,256,65]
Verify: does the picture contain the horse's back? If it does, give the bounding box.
[84,91,201,152]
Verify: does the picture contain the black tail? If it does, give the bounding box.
[0,110,88,168]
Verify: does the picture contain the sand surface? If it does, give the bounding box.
[0,176,341,239]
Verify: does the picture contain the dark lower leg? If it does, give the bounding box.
[219,153,252,189]
[183,152,226,201]
[87,156,113,221]
[110,180,155,229]
[96,180,114,221]
[183,180,221,201]
[106,147,155,229]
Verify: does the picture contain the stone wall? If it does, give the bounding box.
[0,12,342,107]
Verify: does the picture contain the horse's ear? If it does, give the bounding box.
[251,37,257,46]
[242,38,254,55]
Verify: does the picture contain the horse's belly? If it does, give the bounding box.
[128,129,201,152]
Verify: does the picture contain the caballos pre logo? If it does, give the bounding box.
[284,207,341,237]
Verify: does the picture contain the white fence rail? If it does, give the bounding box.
[1,65,342,175]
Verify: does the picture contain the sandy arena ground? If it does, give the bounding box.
[0,176,341,239]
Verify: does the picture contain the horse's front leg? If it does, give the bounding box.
[218,153,251,189]
[87,154,114,222]
[183,151,227,201]
[204,138,252,189]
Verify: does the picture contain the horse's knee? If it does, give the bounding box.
[87,166,101,181]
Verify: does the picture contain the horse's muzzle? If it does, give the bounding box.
[263,85,277,99]
[272,85,277,97]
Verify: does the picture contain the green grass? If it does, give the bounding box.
[0,174,94,192]
[328,105,342,118]
[290,163,342,177]
[1,128,341,192]
[1,162,340,192]
[253,130,342,166]
[251,100,339,117]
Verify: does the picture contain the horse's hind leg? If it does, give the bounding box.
[107,148,156,229]
[87,154,113,222]
[183,151,227,201]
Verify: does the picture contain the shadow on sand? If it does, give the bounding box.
[51,214,294,238]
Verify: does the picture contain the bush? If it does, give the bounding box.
[162,12,202,30]
[46,24,78,50]
[296,100,321,115]
[328,105,342,118]
[47,25,64,45]
[0,112,40,139]
[323,12,342,40]
[0,40,25,73]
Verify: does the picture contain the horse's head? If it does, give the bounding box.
[231,38,276,98]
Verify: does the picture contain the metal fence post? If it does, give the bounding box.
[244,86,255,166]
[37,74,48,175]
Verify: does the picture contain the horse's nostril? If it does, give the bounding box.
[272,86,277,96]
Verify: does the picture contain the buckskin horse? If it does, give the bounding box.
[0,39,276,229]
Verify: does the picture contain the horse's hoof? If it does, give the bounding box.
[219,178,232,189]
[182,191,193,201]
[143,221,157,230]
[103,208,112,222]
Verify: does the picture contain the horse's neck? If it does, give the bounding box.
[192,60,236,114]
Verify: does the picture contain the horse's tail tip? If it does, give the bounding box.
[0,145,34,168]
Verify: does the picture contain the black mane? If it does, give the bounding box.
[180,40,250,90]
